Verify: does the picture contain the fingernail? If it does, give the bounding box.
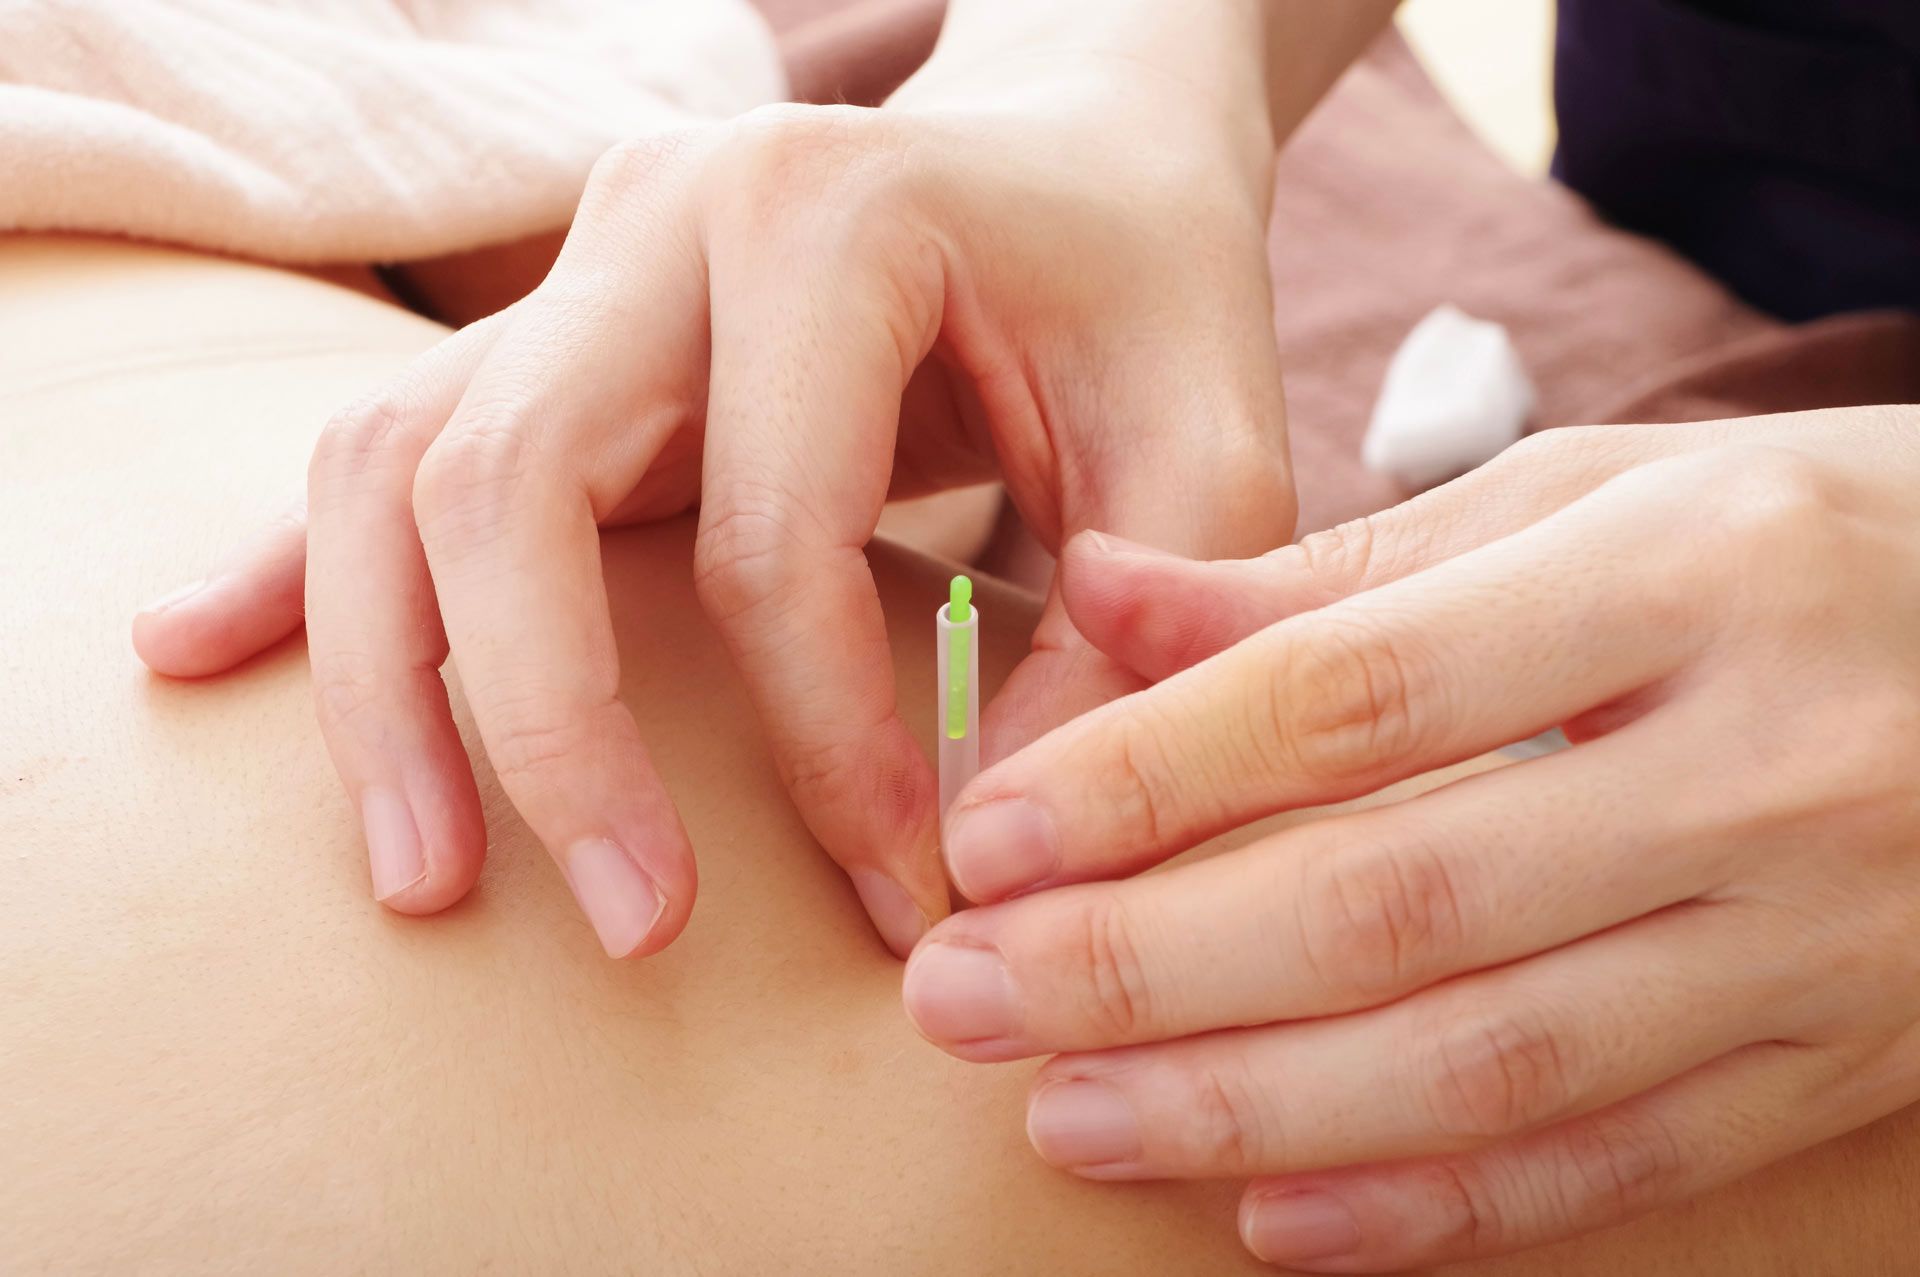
[944,798,1060,900]
[362,787,427,901]
[563,838,665,959]
[140,577,208,614]
[902,941,1022,1043]
[850,870,929,959]
[1241,1190,1363,1266]
[1026,1079,1142,1168]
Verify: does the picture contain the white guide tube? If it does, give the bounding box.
[936,589,980,843]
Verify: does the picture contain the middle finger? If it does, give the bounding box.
[906,721,1734,1059]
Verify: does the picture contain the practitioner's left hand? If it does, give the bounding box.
[126,27,1297,962]
[904,405,1920,1271]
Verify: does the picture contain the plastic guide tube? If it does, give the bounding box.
[937,574,980,840]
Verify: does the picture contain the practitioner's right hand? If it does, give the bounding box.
[128,8,1297,961]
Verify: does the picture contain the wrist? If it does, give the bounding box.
[1255,1,1402,140]
[893,0,1277,188]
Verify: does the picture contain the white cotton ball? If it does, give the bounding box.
[1362,304,1538,491]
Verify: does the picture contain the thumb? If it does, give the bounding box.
[1058,531,1313,683]
[1061,424,1674,683]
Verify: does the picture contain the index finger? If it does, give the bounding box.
[942,457,1722,902]
[694,206,947,957]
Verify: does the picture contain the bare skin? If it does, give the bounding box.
[2,237,1916,1273]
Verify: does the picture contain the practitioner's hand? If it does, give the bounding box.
[904,407,1920,1269]
[129,13,1293,959]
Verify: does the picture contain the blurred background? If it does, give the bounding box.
[1403,0,1555,174]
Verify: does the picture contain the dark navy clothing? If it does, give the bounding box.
[1554,0,1920,321]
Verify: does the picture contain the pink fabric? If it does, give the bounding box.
[0,0,785,262]
[1264,32,1920,530]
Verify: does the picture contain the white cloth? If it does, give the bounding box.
[0,0,786,262]
[1363,303,1538,491]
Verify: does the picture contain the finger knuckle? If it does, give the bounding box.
[1185,1062,1272,1174]
[1493,425,1660,494]
[774,729,932,865]
[312,650,447,740]
[310,392,423,493]
[1555,1110,1681,1223]
[1825,689,1920,828]
[411,417,543,549]
[1100,703,1178,848]
[484,696,597,793]
[1069,894,1157,1040]
[583,129,704,206]
[1296,516,1378,591]
[1496,424,1603,473]
[1419,1160,1508,1257]
[1421,1001,1578,1140]
[571,131,711,269]
[1723,671,1920,861]
[1270,618,1431,785]
[1498,427,1567,469]
[778,732,859,804]
[310,650,387,735]
[1201,435,1296,548]
[692,495,809,630]
[1296,832,1466,1000]
[717,104,893,233]
[1694,444,1833,557]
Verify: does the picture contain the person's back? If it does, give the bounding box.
[0,235,1273,1274]
[4,236,1919,1273]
